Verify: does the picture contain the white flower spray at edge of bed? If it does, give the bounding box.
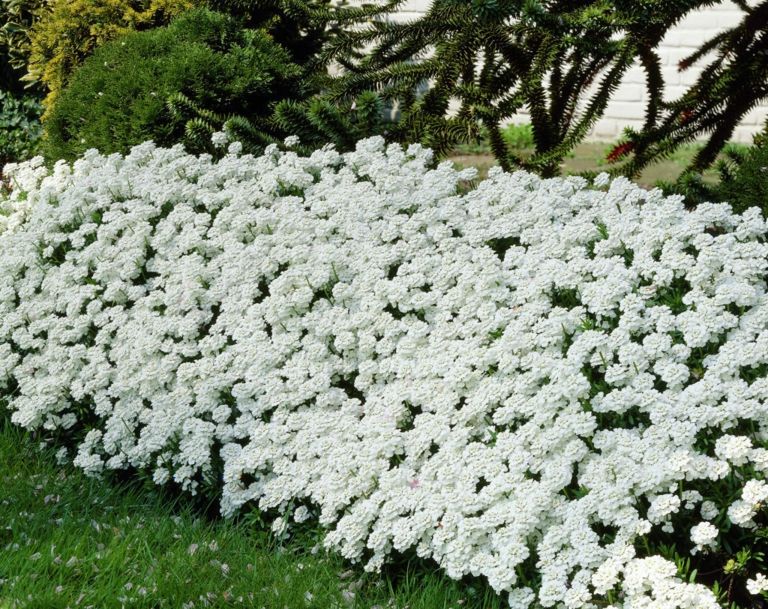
[2,136,768,609]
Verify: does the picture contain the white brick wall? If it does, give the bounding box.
[591,1,767,141]
[389,1,767,142]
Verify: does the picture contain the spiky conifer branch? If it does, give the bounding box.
[615,1,768,177]
[323,0,715,176]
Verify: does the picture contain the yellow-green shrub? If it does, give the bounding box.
[25,0,197,114]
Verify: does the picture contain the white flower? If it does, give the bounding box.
[294,506,310,523]
[700,500,719,521]
[690,522,718,554]
[647,494,681,524]
[211,131,228,148]
[507,587,534,609]
[715,435,753,466]
[729,479,768,527]
[593,172,610,188]
[272,517,288,536]
[55,447,69,465]
[742,479,768,505]
[747,573,768,596]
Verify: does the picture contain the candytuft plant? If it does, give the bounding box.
[3,136,768,608]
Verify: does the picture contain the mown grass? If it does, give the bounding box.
[0,417,503,609]
[448,124,729,188]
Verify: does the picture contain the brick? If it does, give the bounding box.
[663,85,689,101]
[604,101,645,120]
[661,66,682,86]
[590,118,619,139]
[622,67,648,85]
[740,107,768,126]
[400,0,432,11]
[612,84,644,102]
[510,111,532,123]
[731,125,762,143]
[676,9,742,31]
[679,67,704,86]
[660,48,696,68]
[663,29,723,49]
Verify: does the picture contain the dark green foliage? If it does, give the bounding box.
[171,0,396,154]
[617,2,768,177]
[42,8,301,161]
[324,0,711,176]
[273,90,390,152]
[165,90,280,153]
[167,88,391,155]
[0,0,43,94]
[653,172,716,209]
[208,0,393,83]
[657,134,768,215]
[0,89,43,166]
[715,137,768,215]
[43,1,396,160]
[209,0,329,74]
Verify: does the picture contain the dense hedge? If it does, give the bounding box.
[3,137,768,609]
[42,8,300,161]
[24,0,196,112]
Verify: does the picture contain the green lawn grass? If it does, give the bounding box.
[448,128,728,188]
[0,418,503,609]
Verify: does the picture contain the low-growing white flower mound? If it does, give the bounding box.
[2,136,768,608]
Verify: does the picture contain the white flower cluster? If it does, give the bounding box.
[727,479,768,527]
[610,556,719,609]
[0,156,48,234]
[689,521,718,554]
[747,573,768,596]
[2,137,768,609]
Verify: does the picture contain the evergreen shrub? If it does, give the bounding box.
[42,8,300,161]
[25,0,196,112]
[0,0,44,93]
[713,136,768,216]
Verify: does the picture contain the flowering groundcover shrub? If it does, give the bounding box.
[2,137,768,609]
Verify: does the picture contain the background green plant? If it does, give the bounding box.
[0,89,43,166]
[208,0,372,80]
[713,134,768,215]
[170,0,396,154]
[0,0,44,94]
[654,132,768,215]
[24,0,197,115]
[42,8,301,161]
